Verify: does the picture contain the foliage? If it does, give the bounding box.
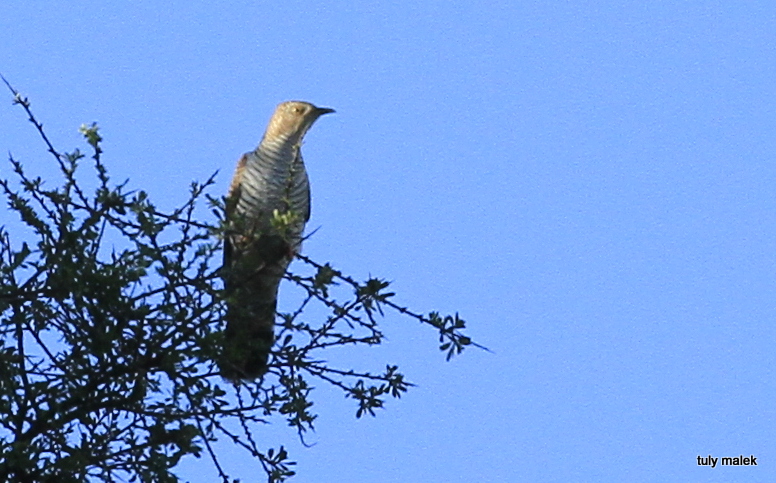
[0,79,479,482]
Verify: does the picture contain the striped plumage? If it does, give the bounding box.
[219,101,334,381]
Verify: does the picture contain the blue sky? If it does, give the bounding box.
[2,1,775,482]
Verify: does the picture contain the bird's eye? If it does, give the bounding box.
[293,106,302,113]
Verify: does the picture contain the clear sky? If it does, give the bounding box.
[2,2,775,482]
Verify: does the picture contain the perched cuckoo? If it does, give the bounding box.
[219,101,334,381]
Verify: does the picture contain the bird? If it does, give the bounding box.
[219,100,334,381]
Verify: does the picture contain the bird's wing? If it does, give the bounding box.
[301,153,312,223]
[224,153,249,269]
[227,153,248,217]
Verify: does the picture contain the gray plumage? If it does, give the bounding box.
[220,101,334,381]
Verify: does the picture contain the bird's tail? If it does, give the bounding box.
[219,265,286,381]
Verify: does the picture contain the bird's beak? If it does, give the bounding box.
[315,107,336,117]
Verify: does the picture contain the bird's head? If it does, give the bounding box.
[264,101,335,144]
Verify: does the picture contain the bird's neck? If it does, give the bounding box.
[258,133,301,153]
